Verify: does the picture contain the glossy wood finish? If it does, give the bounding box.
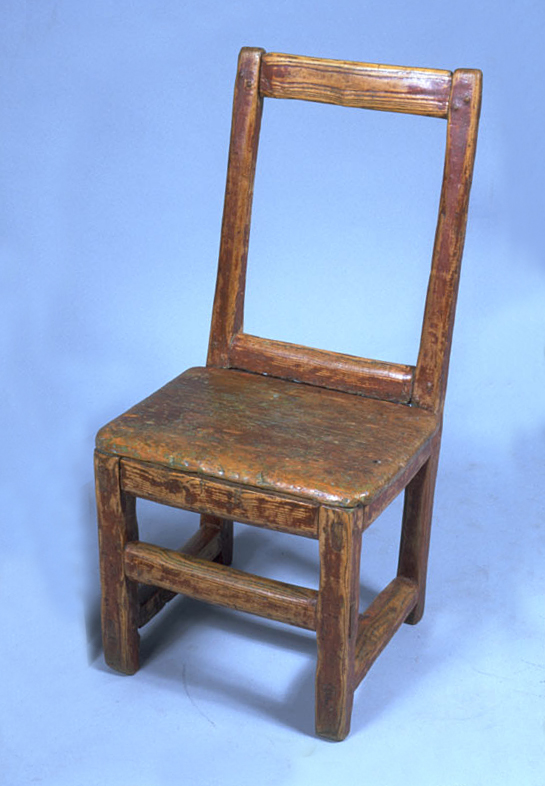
[94,48,481,741]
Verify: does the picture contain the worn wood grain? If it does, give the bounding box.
[229,333,414,403]
[397,429,441,624]
[137,523,223,627]
[97,367,438,509]
[315,506,363,741]
[207,47,264,367]
[413,69,482,411]
[125,541,318,630]
[120,457,319,539]
[94,47,482,740]
[364,436,433,527]
[200,513,233,566]
[94,451,140,674]
[354,577,418,687]
[260,52,452,117]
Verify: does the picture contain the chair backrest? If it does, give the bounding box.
[207,48,482,414]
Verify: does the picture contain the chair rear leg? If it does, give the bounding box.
[315,506,362,741]
[200,514,233,566]
[397,437,440,625]
[95,451,140,674]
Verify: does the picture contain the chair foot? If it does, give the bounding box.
[95,451,140,674]
[315,684,355,742]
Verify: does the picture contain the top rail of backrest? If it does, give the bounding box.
[259,52,452,118]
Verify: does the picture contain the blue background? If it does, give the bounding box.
[2,2,544,784]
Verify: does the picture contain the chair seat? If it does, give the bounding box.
[96,367,439,507]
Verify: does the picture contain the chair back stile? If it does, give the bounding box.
[413,69,482,413]
[207,48,264,368]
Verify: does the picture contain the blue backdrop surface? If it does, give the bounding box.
[1,2,544,784]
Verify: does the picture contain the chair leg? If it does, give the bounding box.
[95,451,140,674]
[200,514,233,566]
[397,437,440,625]
[315,506,362,741]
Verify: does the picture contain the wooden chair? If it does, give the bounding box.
[94,48,481,740]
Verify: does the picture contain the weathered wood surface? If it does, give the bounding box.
[125,541,318,630]
[120,458,319,539]
[207,47,264,367]
[94,46,482,740]
[364,436,433,527]
[229,333,414,403]
[97,367,439,508]
[260,52,452,117]
[413,69,482,412]
[200,513,233,566]
[94,452,140,674]
[354,577,418,687]
[397,430,441,624]
[137,523,223,627]
[315,506,363,741]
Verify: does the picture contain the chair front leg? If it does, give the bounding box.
[95,451,140,674]
[315,506,362,741]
